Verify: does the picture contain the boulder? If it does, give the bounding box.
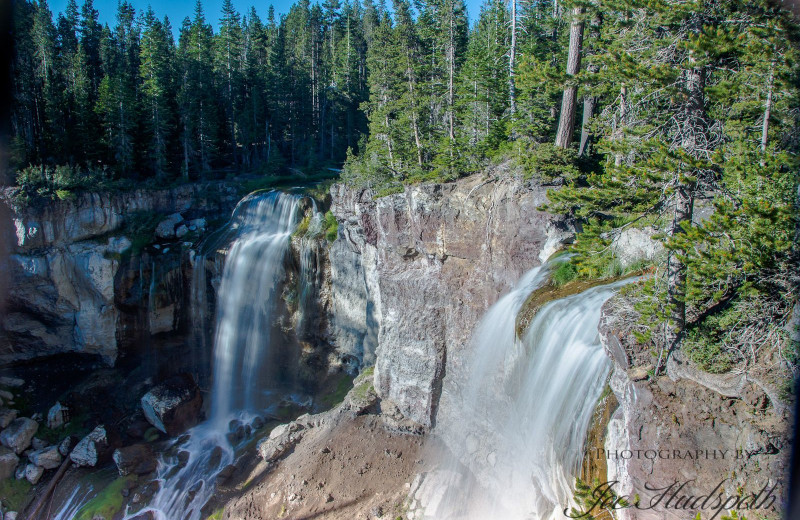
[0,409,18,429]
[610,226,664,269]
[70,426,110,467]
[112,444,157,476]
[140,374,202,436]
[0,418,38,454]
[30,438,48,450]
[154,213,183,239]
[28,445,61,470]
[0,390,13,402]
[14,463,25,480]
[24,463,43,485]
[5,512,17,520]
[46,402,69,429]
[0,446,19,480]
[175,225,188,238]
[58,436,73,457]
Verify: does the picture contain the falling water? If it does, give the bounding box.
[423,266,627,520]
[296,205,322,334]
[210,191,301,424]
[126,191,302,520]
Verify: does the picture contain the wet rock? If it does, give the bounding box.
[216,464,236,486]
[0,418,38,454]
[14,463,26,480]
[113,444,157,476]
[58,436,73,457]
[24,463,43,484]
[128,511,155,520]
[28,445,61,470]
[70,425,110,467]
[141,374,202,436]
[155,213,184,239]
[46,402,69,429]
[176,450,191,467]
[0,409,18,429]
[0,446,19,480]
[0,390,13,402]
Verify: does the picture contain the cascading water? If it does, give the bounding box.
[126,191,303,520]
[422,265,627,520]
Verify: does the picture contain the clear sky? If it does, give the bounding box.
[47,0,484,38]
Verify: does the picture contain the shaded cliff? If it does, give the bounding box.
[0,183,240,365]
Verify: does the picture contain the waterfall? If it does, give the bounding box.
[423,266,627,520]
[209,191,301,425]
[125,191,302,520]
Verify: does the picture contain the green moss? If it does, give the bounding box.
[37,411,91,444]
[206,509,224,520]
[322,211,338,242]
[74,475,134,520]
[144,427,161,443]
[0,478,33,512]
[293,214,312,238]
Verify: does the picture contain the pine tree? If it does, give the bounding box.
[140,8,174,176]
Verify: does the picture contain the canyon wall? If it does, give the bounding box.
[329,174,573,429]
[0,184,239,365]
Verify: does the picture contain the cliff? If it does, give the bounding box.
[328,173,573,429]
[0,184,240,365]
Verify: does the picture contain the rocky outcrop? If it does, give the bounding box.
[0,183,239,365]
[140,373,202,436]
[599,296,789,520]
[329,174,570,430]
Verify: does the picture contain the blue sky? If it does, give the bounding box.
[48,0,484,37]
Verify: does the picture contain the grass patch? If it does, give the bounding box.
[318,372,355,410]
[74,475,134,520]
[0,478,32,512]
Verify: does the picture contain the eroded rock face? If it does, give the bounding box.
[330,175,569,430]
[0,183,239,366]
[599,297,789,520]
[141,373,202,436]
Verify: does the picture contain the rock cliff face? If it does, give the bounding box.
[0,184,239,365]
[599,296,790,520]
[329,175,572,429]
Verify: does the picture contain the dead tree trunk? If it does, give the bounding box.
[554,7,585,149]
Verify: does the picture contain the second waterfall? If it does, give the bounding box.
[131,191,308,520]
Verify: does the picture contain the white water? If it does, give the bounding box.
[125,191,302,520]
[425,267,626,520]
